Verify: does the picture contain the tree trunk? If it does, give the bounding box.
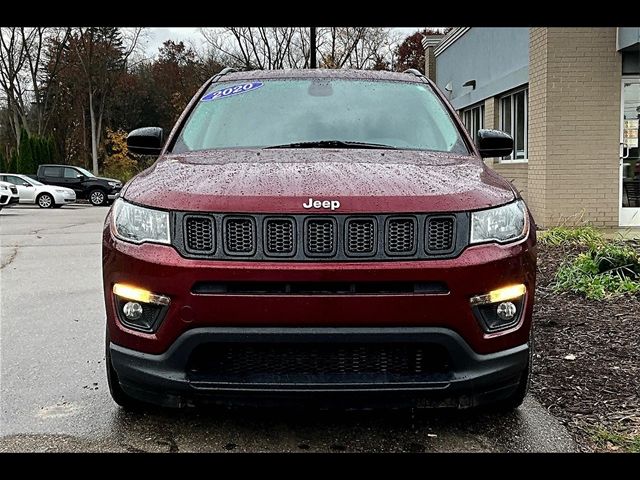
[89,90,99,175]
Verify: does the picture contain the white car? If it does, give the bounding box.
[0,173,76,208]
[0,180,20,210]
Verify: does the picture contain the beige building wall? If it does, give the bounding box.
[527,27,621,227]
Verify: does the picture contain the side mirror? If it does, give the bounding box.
[76,174,84,179]
[476,129,513,158]
[23,182,33,187]
[127,127,164,156]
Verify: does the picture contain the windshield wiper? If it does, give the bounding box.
[264,140,399,150]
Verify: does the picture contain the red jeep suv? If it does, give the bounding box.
[103,68,536,410]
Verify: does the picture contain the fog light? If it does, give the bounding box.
[123,301,143,320]
[496,301,517,321]
[470,283,526,306]
[113,283,170,306]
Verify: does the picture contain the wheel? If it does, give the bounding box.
[89,189,107,206]
[490,336,533,412]
[37,193,54,209]
[105,328,146,411]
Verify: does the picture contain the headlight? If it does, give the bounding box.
[470,200,527,244]
[0,185,7,190]
[55,189,67,193]
[111,198,170,245]
[108,181,119,187]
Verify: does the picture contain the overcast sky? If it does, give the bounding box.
[142,27,427,58]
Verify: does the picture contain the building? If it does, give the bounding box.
[423,28,640,228]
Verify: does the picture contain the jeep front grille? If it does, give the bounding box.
[426,217,455,253]
[264,218,295,256]
[184,216,214,253]
[176,213,466,261]
[305,218,336,256]
[224,217,255,255]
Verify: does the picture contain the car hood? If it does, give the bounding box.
[96,176,121,184]
[123,149,516,213]
[43,185,75,194]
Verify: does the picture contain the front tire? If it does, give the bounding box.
[37,193,54,209]
[490,337,533,412]
[105,330,145,411]
[89,189,107,206]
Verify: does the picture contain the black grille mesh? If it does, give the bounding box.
[386,218,415,254]
[225,218,255,253]
[427,217,454,252]
[265,219,294,255]
[188,343,450,377]
[182,214,459,260]
[346,219,375,255]
[185,216,214,252]
[306,219,335,255]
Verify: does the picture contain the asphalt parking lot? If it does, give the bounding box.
[0,204,576,452]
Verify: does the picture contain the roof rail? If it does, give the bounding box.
[207,66,239,85]
[218,66,238,76]
[402,68,424,78]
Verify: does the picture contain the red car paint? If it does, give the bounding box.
[103,69,537,408]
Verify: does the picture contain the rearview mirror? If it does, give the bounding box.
[476,129,513,158]
[127,127,164,156]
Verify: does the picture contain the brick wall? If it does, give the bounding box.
[493,163,529,200]
[528,27,621,227]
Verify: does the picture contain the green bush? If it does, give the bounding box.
[553,242,640,299]
[538,226,603,247]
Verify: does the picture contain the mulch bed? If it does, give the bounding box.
[531,241,640,452]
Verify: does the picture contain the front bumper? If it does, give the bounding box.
[110,327,530,408]
[9,195,19,205]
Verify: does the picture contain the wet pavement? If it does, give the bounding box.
[0,204,576,452]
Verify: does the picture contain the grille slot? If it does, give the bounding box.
[346,218,376,256]
[305,218,336,256]
[223,217,256,255]
[188,343,450,379]
[264,218,295,256]
[427,217,455,253]
[184,216,214,253]
[385,217,417,255]
[191,281,449,295]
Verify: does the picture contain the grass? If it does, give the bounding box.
[545,227,640,300]
[591,428,640,453]
[538,225,603,247]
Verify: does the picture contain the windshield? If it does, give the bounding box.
[171,79,468,154]
[76,167,95,178]
[26,177,43,186]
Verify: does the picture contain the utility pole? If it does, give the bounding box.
[310,27,317,68]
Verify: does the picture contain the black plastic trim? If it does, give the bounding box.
[172,212,471,262]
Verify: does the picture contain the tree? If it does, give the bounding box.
[201,27,393,71]
[102,128,138,181]
[394,28,444,74]
[70,27,141,174]
[0,28,31,147]
[17,128,34,173]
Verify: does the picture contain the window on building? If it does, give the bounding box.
[499,88,528,161]
[462,103,484,142]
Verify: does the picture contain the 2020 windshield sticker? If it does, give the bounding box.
[201,82,264,102]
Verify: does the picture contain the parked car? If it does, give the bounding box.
[36,164,122,206]
[103,68,536,411]
[0,173,77,208]
[0,180,19,210]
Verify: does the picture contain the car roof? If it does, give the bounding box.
[217,68,427,84]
